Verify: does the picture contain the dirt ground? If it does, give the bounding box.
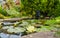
[22,31,58,38]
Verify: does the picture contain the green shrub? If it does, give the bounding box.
[0,5,7,16]
[21,0,60,17]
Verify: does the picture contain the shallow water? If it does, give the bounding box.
[0,33,21,38]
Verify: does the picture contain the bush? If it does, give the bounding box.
[21,0,60,17]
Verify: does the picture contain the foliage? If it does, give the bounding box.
[0,0,21,18]
[45,16,60,28]
[45,19,56,25]
[6,8,20,18]
[0,0,60,18]
[0,5,7,16]
[55,16,60,23]
[36,26,55,32]
[21,0,60,17]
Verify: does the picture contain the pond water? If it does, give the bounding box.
[0,33,21,38]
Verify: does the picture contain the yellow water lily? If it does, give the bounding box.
[26,25,36,33]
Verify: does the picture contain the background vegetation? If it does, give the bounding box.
[0,0,60,18]
[21,0,60,17]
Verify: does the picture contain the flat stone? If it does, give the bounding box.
[22,31,56,38]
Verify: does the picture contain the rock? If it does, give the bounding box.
[22,31,56,38]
